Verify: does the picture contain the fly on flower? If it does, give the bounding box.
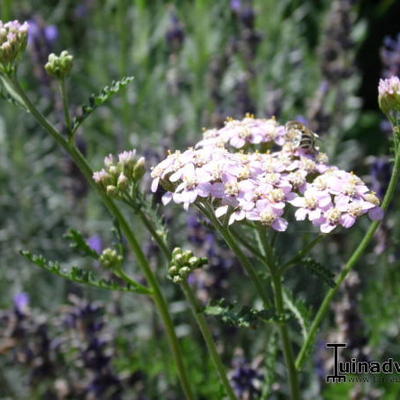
[285,120,319,153]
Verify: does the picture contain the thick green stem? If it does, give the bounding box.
[296,142,400,370]
[181,281,238,400]
[270,272,300,400]
[60,78,72,135]
[137,195,235,397]
[257,227,300,400]
[9,76,195,400]
[197,203,271,308]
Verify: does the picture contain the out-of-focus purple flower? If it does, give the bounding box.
[13,292,29,315]
[88,235,104,254]
[28,19,58,48]
[27,17,58,89]
[74,0,95,19]
[230,0,242,12]
[370,156,391,199]
[165,14,185,52]
[294,115,309,125]
[44,25,59,43]
[65,297,104,335]
[229,355,264,399]
[381,34,400,78]
[380,119,392,134]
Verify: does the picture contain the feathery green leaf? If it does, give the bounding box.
[72,76,134,132]
[20,250,150,294]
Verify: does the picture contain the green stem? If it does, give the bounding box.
[60,78,72,135]
[280,235,324,275]
[230,226,265,261]
[9,76,195,400]
[270,272,300,400]
[181,281,238,400]
[197,203,271,308]
[296,142,400,370]
[136,207,171,258]
[257,227,300,400]
[135,197,235,396]
[114,266,151,293]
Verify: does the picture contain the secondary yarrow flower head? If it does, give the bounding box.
[45,50,74,79]
[93,150,145,198]
[378,76,400,116]
[0,20,29,72]
[151,116,383,234]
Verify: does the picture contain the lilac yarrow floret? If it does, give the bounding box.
[148,116,382,233]
[0,20,29,66]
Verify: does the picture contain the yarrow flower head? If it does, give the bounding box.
[151,116,382,234]
[0,20,29,72]
[168,247,207,283]
[378,76,400,116]
[45,50,74,79]
[93,150,145,198]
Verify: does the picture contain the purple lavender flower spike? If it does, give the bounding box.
[13,292,29,314]
[44,25,59,43]
[88,235,104,254]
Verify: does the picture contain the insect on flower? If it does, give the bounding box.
[285,120,319,153]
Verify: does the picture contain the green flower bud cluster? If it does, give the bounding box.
[93,150,146,198]
[0,20,29,71]
[168,247,207,283]
[45,51,74,79]
[99,248,123,269]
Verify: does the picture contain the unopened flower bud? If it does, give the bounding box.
[104,154,114,167]
[188,256,199,267]
[180,266,191,276]
[109,165,118,176]
[106,185,118,195]
[378,76,400,116]
[182,250,192,260]
[172,247,181,257]
[173,276,183,283]
[175,254,184,263]
[117,173,128,189]
[45,50,74,79]
[99,248,123,269]
[133,157,146,181]
[169,265,178,274]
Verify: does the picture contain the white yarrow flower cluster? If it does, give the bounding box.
[0,20,28,67]
[151,116,383,233]
[93,150,145,197]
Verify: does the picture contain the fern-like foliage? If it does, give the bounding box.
[0,85,26,110]
[302,257,336,288]
[20,250,150,294]
[204,299,279,328]
[261,331,279,399]
[133,191,169,249]
[72,76,134,132]
[283,288,312,341]
[64,229,99,259]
